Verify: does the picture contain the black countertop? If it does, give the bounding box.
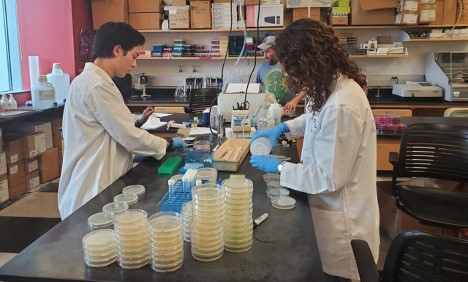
[128,88,189,104]
[0,125,324,281]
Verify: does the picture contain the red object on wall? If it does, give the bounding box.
[16,0,92,102]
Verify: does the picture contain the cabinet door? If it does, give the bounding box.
[377,137,401,171]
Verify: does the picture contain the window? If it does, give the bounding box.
[0,0,21,93]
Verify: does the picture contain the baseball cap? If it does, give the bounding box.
[258,36,276,50]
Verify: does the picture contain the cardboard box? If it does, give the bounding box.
[351,0,399,25]
[23,132,46,159]
[246,4,284,27]
[0,175,8,204]
[4,136,23,164]
[172,0,187,5]
[427,0,457,25]
[8,170,26,199]
[24,158,39,174]
[245,0,280,5]
[459,0,468,24]
[91,0,128,30]
[292,7,321,21]
[7,162,24,176]
[0,128,3,153]
[331,14,349,25]
[168,6,190,29]
[39,147,60,183]
[419,3,437,23]
[286,0,331,8]
[11,122,53,150]
[128,0,161,12]
[129,12,161,29]
[0,152,6,176]
[190,1,211,29]
[396,11,419,24]
[377,181,441,239]
[26,170,40,191]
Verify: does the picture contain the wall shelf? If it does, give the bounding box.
[138,24,468,33]
[139,54,408,60]
[349,54,409,59]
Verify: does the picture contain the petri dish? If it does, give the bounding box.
[250,137,272,155]
[88,212,114,229]
[263,173,280,182]
[266,188,289,199]
[113,193,138,206]
[271,196,296,210]
[103,202,129,215]
[122,185,146,196]
[266,180,282,189]
[82,229,116,248]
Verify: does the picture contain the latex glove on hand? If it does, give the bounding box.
[250,155,283,174]
[139,106,154,125]
[250,123,289,150]
[172,137,186,150]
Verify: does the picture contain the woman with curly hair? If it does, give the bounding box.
[250,19,379,281]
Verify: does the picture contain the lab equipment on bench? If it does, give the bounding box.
[426,52,468,101]
[217,83,265,122]
[392,82,443,98]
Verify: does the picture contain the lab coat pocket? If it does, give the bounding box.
[310,207,347,257]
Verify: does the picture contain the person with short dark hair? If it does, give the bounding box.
[58,22,185,219]
[250,19,378,281]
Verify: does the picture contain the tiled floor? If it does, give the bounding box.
[0,177,393,274]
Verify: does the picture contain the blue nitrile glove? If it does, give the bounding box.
[172,137,186,150]
[250,155,283,174]
[251,123,289,149]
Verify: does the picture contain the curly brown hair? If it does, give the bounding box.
[275,19,367,112]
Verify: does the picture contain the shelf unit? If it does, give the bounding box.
[138,54,408,60]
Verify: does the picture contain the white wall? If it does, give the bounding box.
[132,29,468,88]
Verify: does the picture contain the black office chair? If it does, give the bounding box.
[389,123,468,229]
[187,88,219,114]
[351,230,468,282]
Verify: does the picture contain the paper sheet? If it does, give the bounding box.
[140,117,167,130]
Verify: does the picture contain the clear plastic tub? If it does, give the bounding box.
[250,137,272,155]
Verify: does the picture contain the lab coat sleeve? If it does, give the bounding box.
[281,106,364,194]
[284,114,306,139]
[85,85,167,159]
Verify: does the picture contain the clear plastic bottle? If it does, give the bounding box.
[0,95,6,111]
[8,94,17,109]
[46,63,70,104]
[1,95,9,111]
[31,75,56,110]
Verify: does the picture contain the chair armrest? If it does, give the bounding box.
[351,239,380,282]
[389,152,399,167]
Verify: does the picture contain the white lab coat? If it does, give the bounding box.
[58,63,167,219]
[281,75,379,280]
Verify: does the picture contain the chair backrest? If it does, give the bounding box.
[393,123,468,183]
[382,231,468,282]
[444,108,468,117]
[188,88,219,114]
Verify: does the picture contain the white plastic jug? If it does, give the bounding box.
[46,63,70,104]
[31,75,56,110]
[269,103,283,125]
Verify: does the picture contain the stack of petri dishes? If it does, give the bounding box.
[102,202,129,215]
[82,229,117,267]
[113,210,150,269]
[87,212,114,230]
[271,195,296,210]
[113,192,138,206]
[191,184,225,261]
[147,212,184,272]
[122,185,146,197]
[181,201,193,242]
[222,178,254,253]
[195,167,218,184]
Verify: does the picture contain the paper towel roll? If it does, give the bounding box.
[28,56,39,90]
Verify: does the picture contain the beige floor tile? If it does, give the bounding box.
[0,253,17,267]
[0,192,60,218]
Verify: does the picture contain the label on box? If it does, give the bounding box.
[29,176,40,189]
[29,149,37,158]
[10,154,18,164]
[0,152,6,175]
[420,9,436,22]
[27,160,39,173]
[35,134,46,155]
[0,179,8,203]
[403,0,419,11]
[9,164,18,175]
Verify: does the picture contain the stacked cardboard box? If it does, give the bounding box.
[0,131,8,204]
[190,1,212,29]
[212,2,238,29]
[128,0,161,30]
[91,0,128,30]
[331,0,350,25]
[4,135,26,199]
[350,0,399,25]
[39,147,60,184]
[396,0,420,25]
[292,8,321,22]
